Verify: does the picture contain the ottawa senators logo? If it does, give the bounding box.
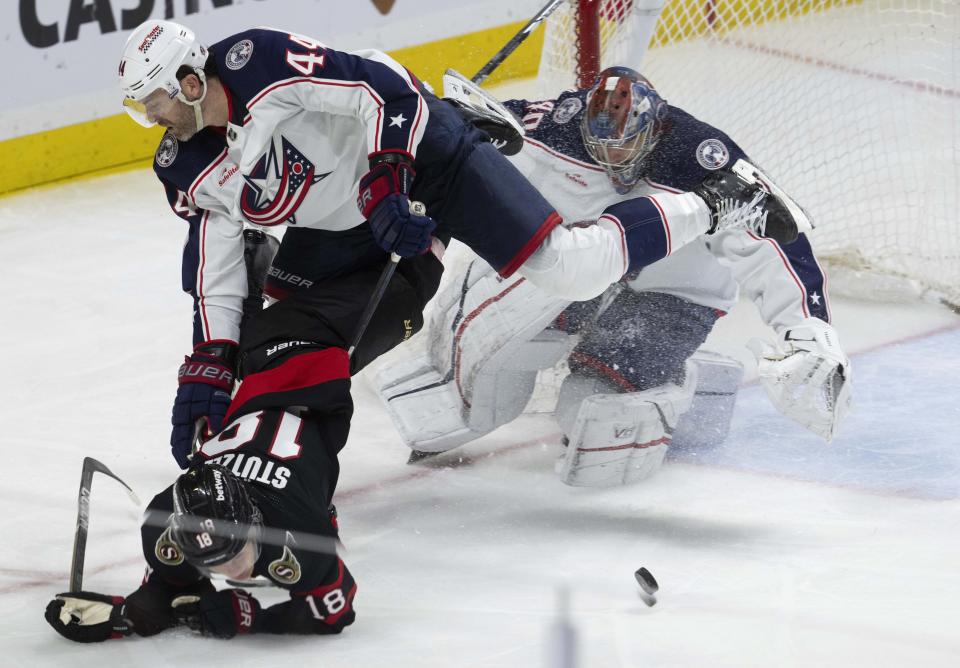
[155,525,184,566]
[268,542,302,585]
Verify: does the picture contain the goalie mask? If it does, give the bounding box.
[118,20,208,130]
[581,67,668,194]
[170,464,262,570]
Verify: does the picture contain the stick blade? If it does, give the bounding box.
[83,457,141,505]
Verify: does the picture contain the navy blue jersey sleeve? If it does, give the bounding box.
[646,107,830,322]
[643,106,750,192]
[502,97,528,119]
[153,130,245,345]
[212,28,427,158]
[777,233,831,322]
[506,90,595,163]
[157,176,210,344]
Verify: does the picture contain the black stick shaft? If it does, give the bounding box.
[348,252,401,358]
[472,0,568,84]
[352,2,565,357]
[68,460,95,592]
[68,457,138,592]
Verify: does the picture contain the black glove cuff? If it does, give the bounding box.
[194,341,239,367]
[368,150,414,170]
[368,151,416,195]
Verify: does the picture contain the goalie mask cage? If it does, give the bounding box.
[539,0,960,306]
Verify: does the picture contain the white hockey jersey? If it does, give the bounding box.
[153,28,429,345]
[503,91,831,332]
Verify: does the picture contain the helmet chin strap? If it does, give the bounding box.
[176,69,208,133]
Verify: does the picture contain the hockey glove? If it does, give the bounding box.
[358,153,435,257]
[45,592,132,643]
[171,341,237,468]
[749,318,852,441]
[171,588,261,639]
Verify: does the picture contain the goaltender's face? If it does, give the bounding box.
[206,540,258,581]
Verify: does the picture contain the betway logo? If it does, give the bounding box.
[212,469,226,501]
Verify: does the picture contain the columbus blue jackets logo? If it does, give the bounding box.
[552,97,583,125]
[696,139,730,170]
[225,39,254,71]
[268,540,302,585]
[155,133,179,168]
[240,137,331,226]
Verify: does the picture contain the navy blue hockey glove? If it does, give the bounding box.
[358,153,435,257]
[171,341,237,469]
[45,592,132,643]
[171,588,261,639]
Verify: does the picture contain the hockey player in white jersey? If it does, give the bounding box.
[374,67,851,486]
[117,24,797,469]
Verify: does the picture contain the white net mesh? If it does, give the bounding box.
[539,0,658,96]
[539,0,960,305]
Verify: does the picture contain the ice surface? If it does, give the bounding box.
[2,167,959,666]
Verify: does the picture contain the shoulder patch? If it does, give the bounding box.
[268,544,302,585]
[225,39,255,71]
[155,525,184,566]
[155,133,179,168]
[552,97,583,125]
[696,138,730,170]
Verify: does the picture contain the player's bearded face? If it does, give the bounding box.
[206,540,258,581]
[143,89,198,141]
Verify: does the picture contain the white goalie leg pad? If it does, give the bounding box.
[671,350,744,449]
[374,259,576,452]
[373,351,472,452]
[555,362,698,487]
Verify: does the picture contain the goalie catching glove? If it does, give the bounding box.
[749,317,852,441]
[358,152,435,257]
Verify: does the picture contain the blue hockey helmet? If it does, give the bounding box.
[581,67,668,193]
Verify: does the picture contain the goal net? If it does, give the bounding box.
[538,0,960,306]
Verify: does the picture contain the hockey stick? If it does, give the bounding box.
[472,0,568,84]
[348,200,433,359]
[348,251,401,359]
[69,457,140,592]
[353,0,563,356]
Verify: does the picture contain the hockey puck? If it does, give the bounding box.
[634,567,659,594]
